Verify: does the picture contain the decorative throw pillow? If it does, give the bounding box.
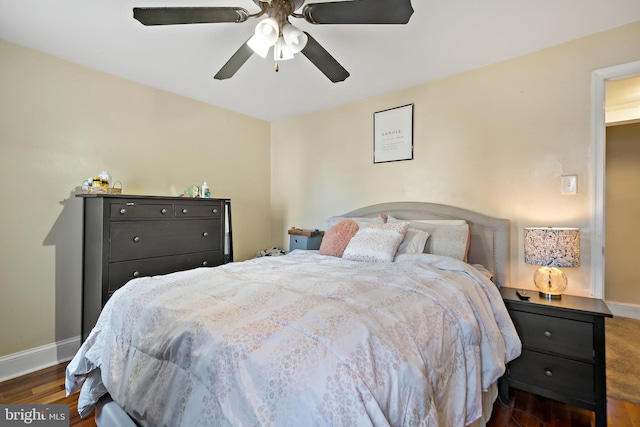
[319,219,359,257]
[395,228,430,255]
[342,222,410,262]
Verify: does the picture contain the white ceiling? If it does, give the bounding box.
[1,0,640,122]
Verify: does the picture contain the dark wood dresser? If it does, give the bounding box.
[499,287,612,427]
[78,194,232,341]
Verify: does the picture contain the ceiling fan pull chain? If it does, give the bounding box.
[275,63,279,72]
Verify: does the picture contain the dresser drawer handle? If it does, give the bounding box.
[544,331,552,338]
[545,369,553,377]
[212,208,218,214]
[182,209,188,214]
[133,236,140,242]
[161,208,167,214]
[202,260,208,266]
[133,271,140,278]
[119,208,127,215]
[203,232,209,237]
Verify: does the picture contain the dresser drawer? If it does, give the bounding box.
[510,349,595,402]
[110,220,221,261]
[108,250,222,293]
[175,202,223,218]
[110,202,173,219]
[510,310,593,361]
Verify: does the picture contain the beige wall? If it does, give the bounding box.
[0,40,271,357]
[271,21,640,297]
[606,122,640,305]
[2,20,639,360]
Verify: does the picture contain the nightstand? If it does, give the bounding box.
[499,287,612,427]
[288,229,324,251]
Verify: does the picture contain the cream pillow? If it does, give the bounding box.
[342,222,409,262]
[326,214,386,229]
[387,215,466,226]
[417,222,470,261]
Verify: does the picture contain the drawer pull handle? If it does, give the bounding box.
[202,261,208,266]
[133,236,140,242]
[182,209,188,214]
[133,271,140,278]
[212,209,218,214]
[120,208,127,215]
[203,232,209,237]
[161,208,167,214]
[544,331,552,338]
[545,370,553,377]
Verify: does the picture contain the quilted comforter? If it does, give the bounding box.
[66,251,520,427]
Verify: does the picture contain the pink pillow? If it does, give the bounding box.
[319,219,359,257]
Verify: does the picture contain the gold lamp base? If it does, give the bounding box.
[533,266,567,299]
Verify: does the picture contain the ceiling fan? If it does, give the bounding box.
[133,0,414,83]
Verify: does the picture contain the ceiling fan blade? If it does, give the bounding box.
[303,0,414,24]
[300,33,349,83]
[214,40,254,80]
[133,7,249,26]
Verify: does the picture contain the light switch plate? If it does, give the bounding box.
[561,175,577,195]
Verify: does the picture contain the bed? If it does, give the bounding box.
[66,201,521,427]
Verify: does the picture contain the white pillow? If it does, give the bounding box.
[326,214,386,229]
[388,216,470,261]
[343,221,409,262]
[388,215,466,226]
[395,228,430,255]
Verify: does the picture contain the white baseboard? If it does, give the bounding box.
[0,336,81,383]
[605,300,640,320]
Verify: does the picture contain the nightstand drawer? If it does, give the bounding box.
[510,310,593,361]
[510,350,595,402]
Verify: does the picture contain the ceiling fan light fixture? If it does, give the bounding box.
[281,23,308,53]
[274,37,294,61]
[247,34,271,58]
[254,17,279,45]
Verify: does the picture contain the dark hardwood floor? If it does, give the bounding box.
[1,362,639,426]
[0,363,96,427]
[487,388,640,426]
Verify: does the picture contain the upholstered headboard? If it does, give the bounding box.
[341,202,510,287]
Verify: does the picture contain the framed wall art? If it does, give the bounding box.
[373,104,414,163]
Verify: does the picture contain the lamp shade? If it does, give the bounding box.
[254,17,279,45]
[247,34,272,58]
[524,227,580,298]
[248,17,279,58]
[282,23,308,54]
[273,37,294,61]
[524,227,580,267]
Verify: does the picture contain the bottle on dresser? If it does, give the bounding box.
[201,182,210,198]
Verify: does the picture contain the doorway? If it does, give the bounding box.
[592,61,640,317]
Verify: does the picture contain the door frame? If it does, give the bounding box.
[591,60,640,299]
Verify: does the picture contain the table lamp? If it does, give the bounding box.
[524,227,580,299]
